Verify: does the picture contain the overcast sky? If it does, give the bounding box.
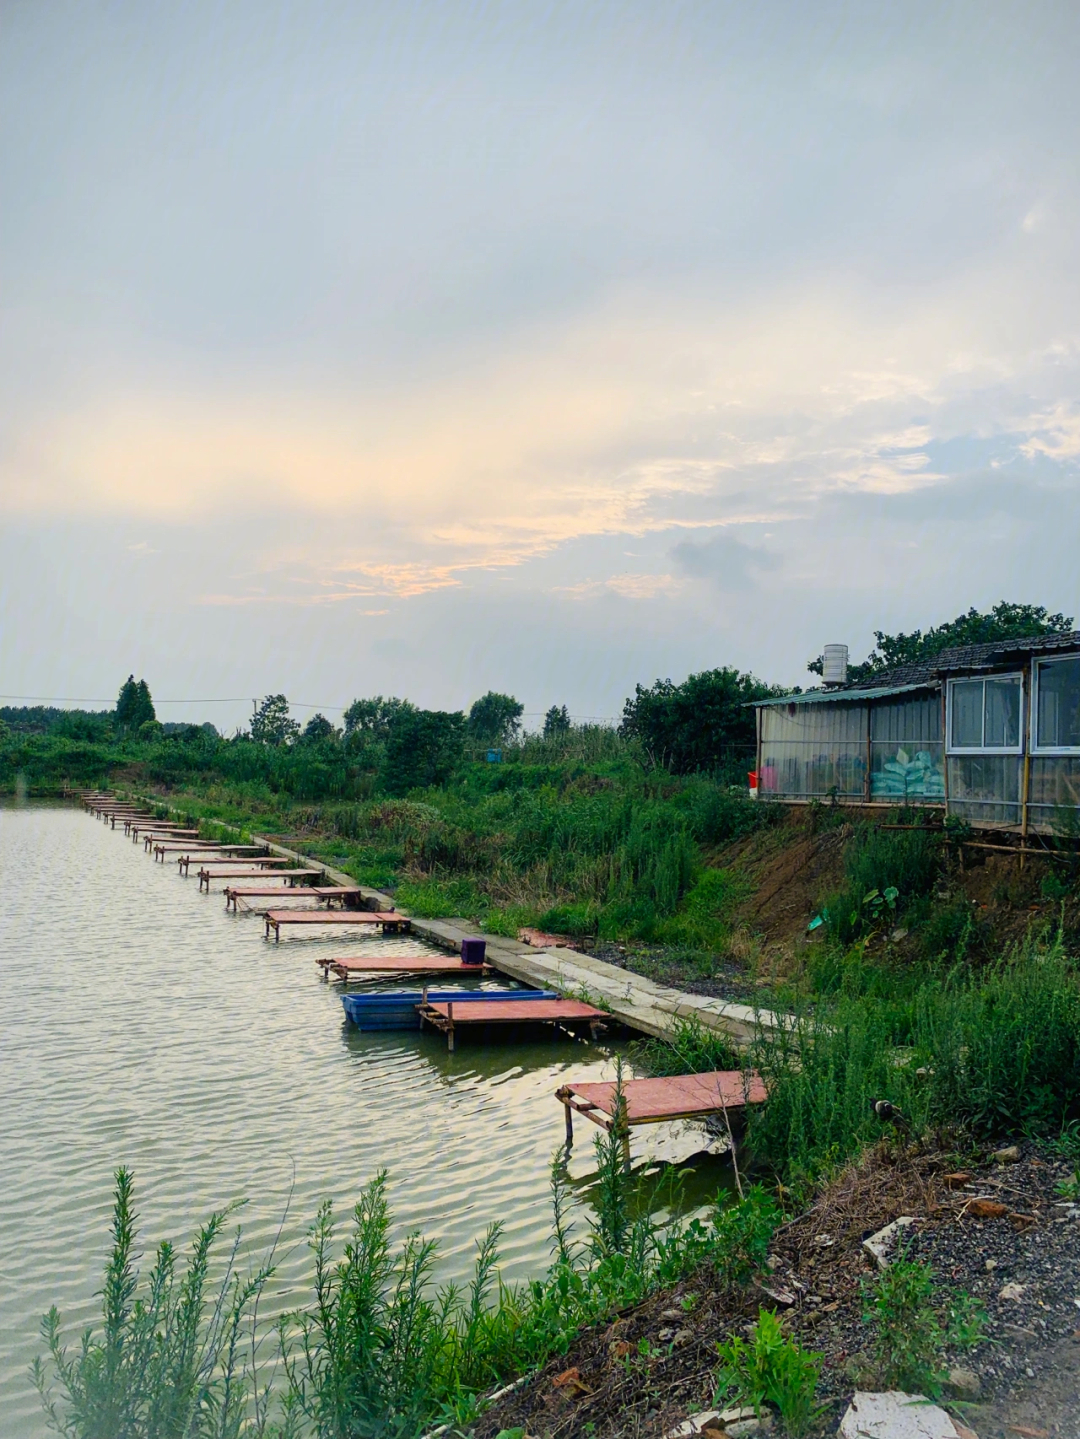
[2,1,1078,731]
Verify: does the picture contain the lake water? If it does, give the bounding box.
[0,804,733,1434]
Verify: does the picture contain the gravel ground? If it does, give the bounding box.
[476,1142,1080,1439]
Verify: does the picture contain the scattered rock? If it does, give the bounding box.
[863,1216,919,1270]
[661,1307,685,1320]
[551,1366,592,1394]
[672,1328,694,1346]
[838,1391,976,1438]
[944,1172,973,1189]
[965,1198,1009,1219]
[663,1410,721,1439]
[755,1280,796,1306]
[812,1233,835,1247]
[985,1258,997,1271]
[719,1409,771,1438]
[945,1367,982,1400]
[999,1281,1027,1301]
[992,1145,1021,1164]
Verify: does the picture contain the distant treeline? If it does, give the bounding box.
[0,667,774,800]
[4,599,1068,800]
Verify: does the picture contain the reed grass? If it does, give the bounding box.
[37,1080,782,1439]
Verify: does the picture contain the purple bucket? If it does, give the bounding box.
[461,937,487,965]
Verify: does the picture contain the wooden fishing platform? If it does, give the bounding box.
[211,869,323,893]
[317,955,490,981]
[129,825,197,840]
[185,855,291,876]
[419,997,609,1050]
[342,988,559,1030]
[265,910,410,940]
[153,840,266,856]
[555,1069,768,1149]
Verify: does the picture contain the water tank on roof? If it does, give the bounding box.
[823,644,849,685]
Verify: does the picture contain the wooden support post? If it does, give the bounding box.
[564,1101,574,1149]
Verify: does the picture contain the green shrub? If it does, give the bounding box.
[709,1186,781,1290]
[861,1253,943,1395]
[629,1015,741,1078]
[713,1308,822,1435]
[32,1169,274,1439]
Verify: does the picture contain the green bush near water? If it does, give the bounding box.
[35,1092,781,1439]
[748,931,1080,1190]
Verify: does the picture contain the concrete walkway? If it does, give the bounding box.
[246,836,780,1044]
[138,804,780,1046]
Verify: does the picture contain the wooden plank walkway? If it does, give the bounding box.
[209,868,322,893]
[223,877,325,905]
[185,856,291,876]
[418,997,609,1050]
[265,910,410,939]
[556,1069,767,1152]
[318,956,490,981]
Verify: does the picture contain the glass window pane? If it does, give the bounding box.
[984,677,1021,749]
[1037,659,1080,750]
[950,681,983,748]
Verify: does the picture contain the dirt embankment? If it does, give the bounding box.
[711,808,1080,964]
[478,1143,1080,1439]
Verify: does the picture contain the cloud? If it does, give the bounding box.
[670,531,780,588]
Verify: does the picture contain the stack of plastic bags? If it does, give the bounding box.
[871,748,945,799]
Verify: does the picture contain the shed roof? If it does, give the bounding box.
[752,682,936,708]
[758,631,1080,707]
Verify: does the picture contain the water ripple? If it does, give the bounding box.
[1,805,656,1434]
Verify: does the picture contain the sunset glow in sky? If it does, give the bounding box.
[2,2,1079,729]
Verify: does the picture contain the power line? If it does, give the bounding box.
[0,695,620,722]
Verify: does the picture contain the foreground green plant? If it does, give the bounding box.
[713,1308,822,1436]
[861,1253,944,1395]
[32,1168,276,1439]
[38,1140,789,1439]
[629,1014,740,1078]
[750,930,1080,1189]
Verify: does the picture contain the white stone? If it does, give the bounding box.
[862,1217,919,1270]
[998,1281,1026,1300]
[663,1411,721,1439]
[838,1391,972,1439]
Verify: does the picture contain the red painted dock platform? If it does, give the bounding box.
[214,869,324,894]
[556,1069,767,1148]
[265,910,410,939]
[419,997,608,1050]
[317,956,490,981]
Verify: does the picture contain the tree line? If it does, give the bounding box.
[1,600,1072,798]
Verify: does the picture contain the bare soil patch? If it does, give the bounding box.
[477,1143,1080,1439]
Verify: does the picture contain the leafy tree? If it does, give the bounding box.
[342,696,416,739]
[620,668,781,775]
[250,694,300,746]
[467,692,524,747]
[384,708,466,795]
[809,601,1075,682]
[115,675,155,734]
[543,704,571,739]
[302,713,337,742]
[55,711,113,742]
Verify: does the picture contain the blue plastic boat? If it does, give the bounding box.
[341,989,559,1031]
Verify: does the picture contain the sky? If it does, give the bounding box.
[2,0,1079,733]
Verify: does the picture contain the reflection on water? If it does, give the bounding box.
[0,805,733,1434]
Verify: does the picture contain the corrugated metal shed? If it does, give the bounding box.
[752,682,936,708]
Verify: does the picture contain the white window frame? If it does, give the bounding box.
[946,673,1024,755]
[1031,654,1080,755]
